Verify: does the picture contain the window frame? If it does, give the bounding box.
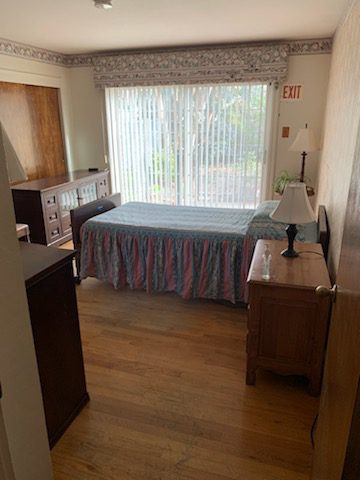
[104,81,277,208]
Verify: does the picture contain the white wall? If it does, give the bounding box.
[0,133,53,479]
[273,53,331,198]
[316,0,360,278]
[68,67,107,170]
[0,54,75,170]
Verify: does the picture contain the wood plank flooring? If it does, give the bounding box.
[51,278,318,480]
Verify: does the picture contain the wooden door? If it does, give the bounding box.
[0,81,66,181]
[0,400,16,480]
[311,125,360,478]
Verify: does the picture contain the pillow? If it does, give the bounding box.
[248,200,318,243]
[251,200,280,220]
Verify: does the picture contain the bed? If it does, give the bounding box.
[72,196,329,304]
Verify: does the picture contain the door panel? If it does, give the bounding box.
[0,82,66,181]
[311,124,360,479]
[341,378,360,479]
[0,401,16,480]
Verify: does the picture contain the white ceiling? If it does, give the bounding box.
[0,0,349,54]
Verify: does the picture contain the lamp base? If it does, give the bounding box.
[281,247,299,258]
[281,224,298,258]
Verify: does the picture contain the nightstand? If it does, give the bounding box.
[246,239,331,396]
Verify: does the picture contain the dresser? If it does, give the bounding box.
[21,242,89,447]
[12,169,110,246]
[246,239,331,396]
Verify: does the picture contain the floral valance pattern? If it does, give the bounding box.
[93,43,289,89]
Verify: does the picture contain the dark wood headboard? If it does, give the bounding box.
[318,205,330,261]
[70,193,121,281]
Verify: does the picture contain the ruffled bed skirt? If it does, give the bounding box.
[81,230,248,303]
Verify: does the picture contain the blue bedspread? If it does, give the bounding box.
[83,202,255,239]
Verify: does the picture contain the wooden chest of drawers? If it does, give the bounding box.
[21,242,89,447]
[246,240,331,396]
[12,170,110,246]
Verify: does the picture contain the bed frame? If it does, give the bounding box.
[70,195,330,283]
[318,204,330,260]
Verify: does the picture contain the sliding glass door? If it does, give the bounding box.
[106,83,271,208]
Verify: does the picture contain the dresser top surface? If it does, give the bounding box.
[247,239,331,290]
[20,242,74,285]
[11,169,108,192]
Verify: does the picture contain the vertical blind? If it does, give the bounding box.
[106,83,269,208]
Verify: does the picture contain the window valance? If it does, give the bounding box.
[93,43,289,89]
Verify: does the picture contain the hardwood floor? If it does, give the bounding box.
[51,278,318,480]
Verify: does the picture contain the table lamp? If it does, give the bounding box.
[290,124,318,182]
[270,183,316,257]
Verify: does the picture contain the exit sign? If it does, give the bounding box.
[281,84,303,101]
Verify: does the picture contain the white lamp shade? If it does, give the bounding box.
[290,127,318,153]
[0,122,27,183]
[270,183,316,224]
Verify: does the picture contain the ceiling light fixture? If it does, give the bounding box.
[94,0,113,10]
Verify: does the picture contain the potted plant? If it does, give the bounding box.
[273,170,315,196]
[273,171,297,195]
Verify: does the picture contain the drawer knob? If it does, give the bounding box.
[315,284,337,302]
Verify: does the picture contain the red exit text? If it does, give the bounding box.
[281,84,303,101]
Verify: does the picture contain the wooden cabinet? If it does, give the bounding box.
[12,170,110,246]
[20,242,89,447]
[246,240,331,396]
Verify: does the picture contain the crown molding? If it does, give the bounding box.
[0,37,333,69]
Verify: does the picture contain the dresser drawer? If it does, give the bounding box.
[97,175,109,199]
[98,188,109,199]
[44,192,57,208]
[47,208,59,224]
[47,223,61,243]
[98,176,107,189]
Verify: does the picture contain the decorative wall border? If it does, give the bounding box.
[0,37,332,70]
[0,38,67,66]
[288,38,333,55]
